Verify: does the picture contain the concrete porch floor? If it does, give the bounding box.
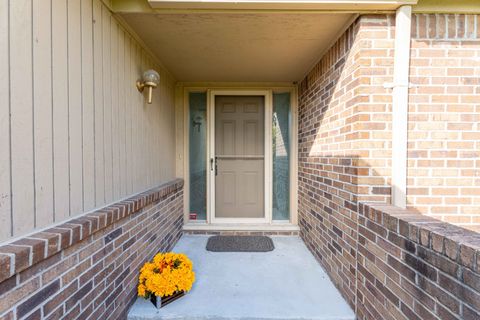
[128,235,355,320]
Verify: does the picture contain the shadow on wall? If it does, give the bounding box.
[296,13,480,317]
[297,22,392,309]
[297,153,389,311]
[297,151,480,320]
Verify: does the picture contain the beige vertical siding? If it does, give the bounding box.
[0,0,10,239]
[52,0,70,223]
[33,0,54,230]
[10,0,35,237]
[0,0,176,242]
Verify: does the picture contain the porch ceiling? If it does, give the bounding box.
[119,12,354,82]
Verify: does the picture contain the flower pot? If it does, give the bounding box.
[150,291,186,309]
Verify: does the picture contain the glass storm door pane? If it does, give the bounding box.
[189,92,207,221]
[272,93,291,220]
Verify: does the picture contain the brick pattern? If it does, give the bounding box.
[298,12,480,320]
[408,14,480,228]
[357,203,480,320]
[299,14,395,204]
[0,179,184,320]
[298,14,394,308]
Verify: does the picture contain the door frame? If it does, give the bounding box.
[180,84,298,228]
[208,89,272,224]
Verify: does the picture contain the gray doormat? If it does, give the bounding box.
[206,235,274,252]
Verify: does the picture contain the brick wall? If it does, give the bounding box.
[357,203,480,320]
[298,14,394,308]
[407,14,480,229]
[0,179,184,320]
[298,12,480,320]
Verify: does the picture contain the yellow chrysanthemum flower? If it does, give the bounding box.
[138,252,195,299]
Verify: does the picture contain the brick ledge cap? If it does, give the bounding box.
[0,178,184,284]
[359,202,480,272]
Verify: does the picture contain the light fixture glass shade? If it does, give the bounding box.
[142,69,160,86]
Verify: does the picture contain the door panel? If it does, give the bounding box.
[219,171,236,205]
[244,121,259,155]
[221,121,236,155]
[215,96,264,218]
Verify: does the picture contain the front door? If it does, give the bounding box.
[214,96,265,219]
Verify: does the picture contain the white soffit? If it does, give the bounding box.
[119,12,355,82]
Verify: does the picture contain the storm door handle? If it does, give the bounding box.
[210,157,218,176]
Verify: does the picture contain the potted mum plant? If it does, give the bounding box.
[138,252,195,308]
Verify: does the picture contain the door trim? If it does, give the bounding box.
[180,84,298,228]
[208,90,272,224]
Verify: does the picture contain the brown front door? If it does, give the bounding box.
[215,96,265,218]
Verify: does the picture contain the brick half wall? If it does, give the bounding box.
[0,179,184,320]
[357,203,480,320]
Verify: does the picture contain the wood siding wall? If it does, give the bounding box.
[0,0,176,242]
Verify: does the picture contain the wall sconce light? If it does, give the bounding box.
[136,69,160,104]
